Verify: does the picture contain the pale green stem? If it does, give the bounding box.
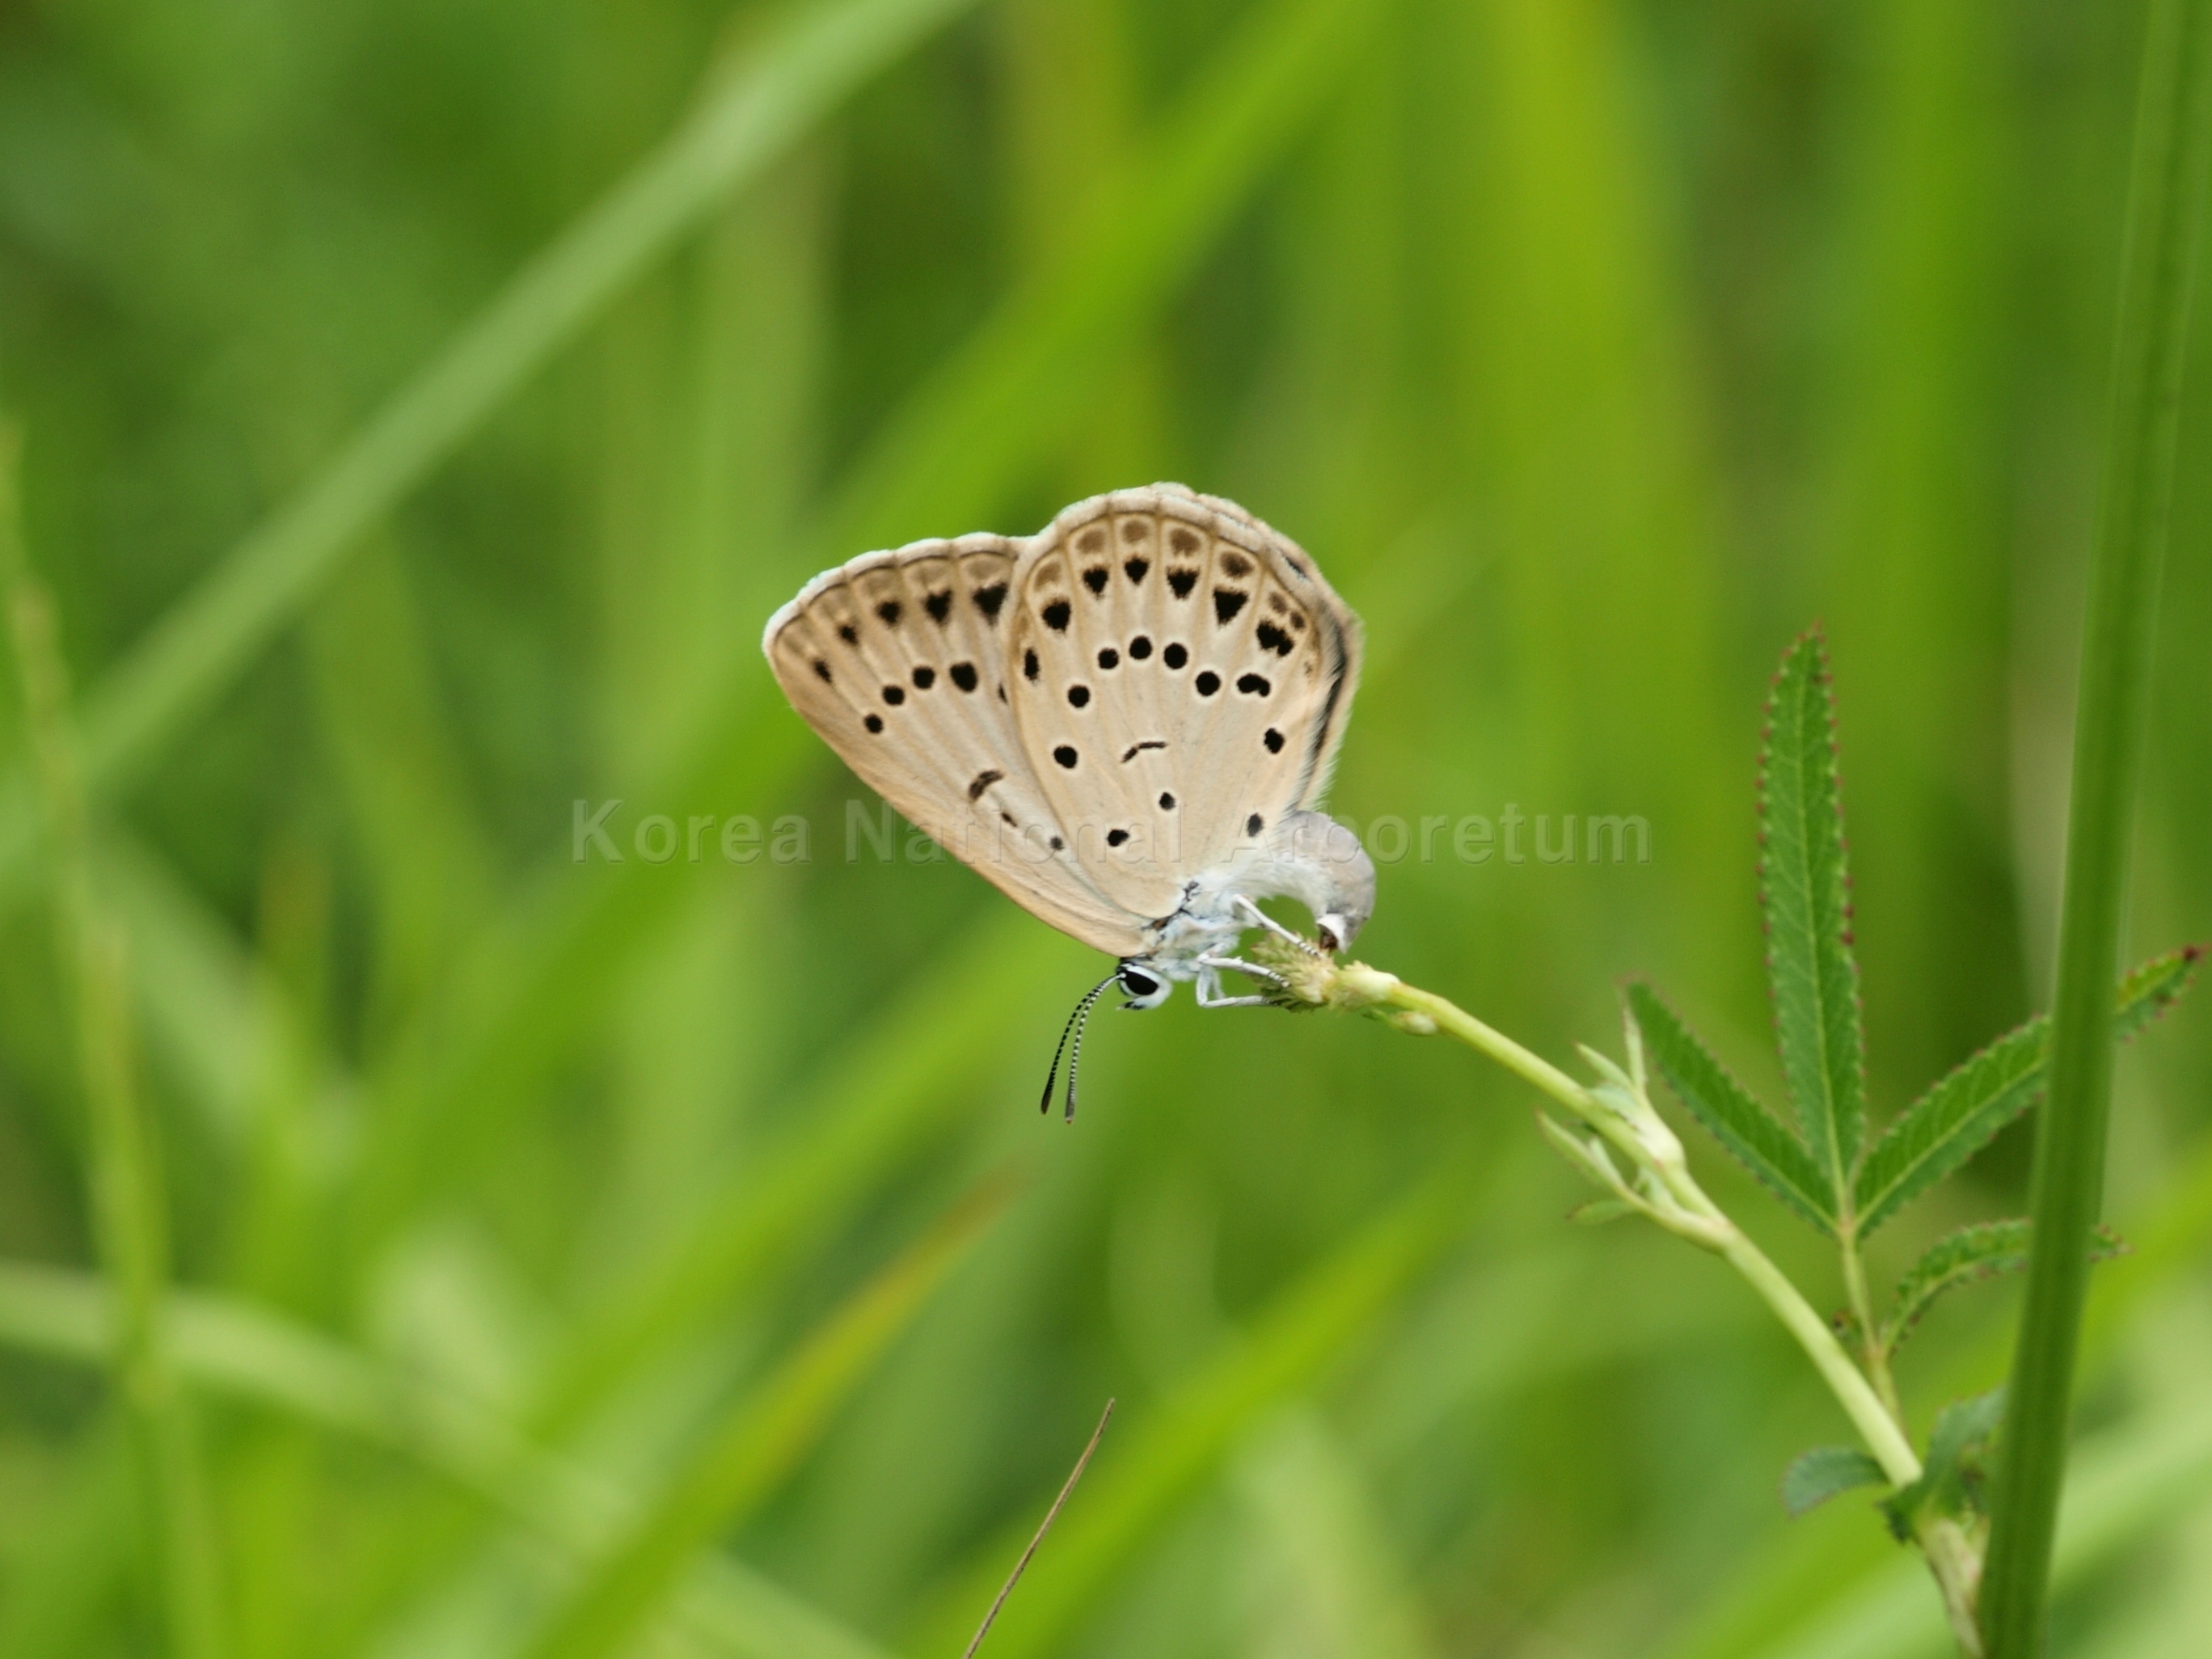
[1322,960,1923,1484]
[1721,1231,1919,1482]
[1278,952,2006,1649]
[1839,1236,1906,1422]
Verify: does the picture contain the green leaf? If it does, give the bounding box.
[1627,983,1837,1235]
[1781,1446,1889,1517]
[1852,948,2200,1236]
[1757,629,1867,1213]
[1883,1390,2004,1541]
[2113,944,2203,1039]
[1881,1220,2129,1357]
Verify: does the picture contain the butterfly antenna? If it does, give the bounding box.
[1064,988,1108,1123]
[1041,973,1117,1118]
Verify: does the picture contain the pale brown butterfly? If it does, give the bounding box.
[762,483,1374,1112]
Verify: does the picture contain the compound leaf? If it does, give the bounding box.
[1854,948,2199,1235]
[1628,982,1836,1235]
[1881,1218,2128,1357]
[1758,631,1866,1215]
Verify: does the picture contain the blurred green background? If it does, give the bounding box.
[2,0,2211,1654]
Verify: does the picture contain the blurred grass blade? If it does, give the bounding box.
[1853,948,2199,1237]
[517,1174,1014,1659]
[0,428,225,1659]
[1629,983,1836,1234]
[0,1260,895,1659]
[910,1159,1475,1659]
[0,1420,133,1659]
[530,912,1062,1437]
[1232,1408,1439,1659]
[1757,630,1866,1213]
[820,0,1378,551]
[0,0,980,900]
[1982,2,2212,1644]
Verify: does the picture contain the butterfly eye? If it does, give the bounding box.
[1117,965,1167,1007]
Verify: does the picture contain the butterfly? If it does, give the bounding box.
[763,483,1374,1108]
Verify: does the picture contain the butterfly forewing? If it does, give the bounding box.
[763,535,1146,955]
[1006,486,1361,915]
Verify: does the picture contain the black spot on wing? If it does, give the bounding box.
[838,623,858,645]
[1121,740,1166,762]
[812,659,831,682]
[1083,567,1108,595]
[1124,559,1150,585]
[1167,569,1197,599]
[1236,673,1270,696]
[1195,671,1221,697]
[1024,648,1040,682]
[1106,829,1129,847]
[1042,600,1071,631]
[1158,792,1176,809]
[881,685,905,705]
[1068,686,1090,707]
[863,714,883,733]
[1129,635,1152,659]
[876,600,901,627]
[967,769,1003,801]
[1053,745,1079,769]
[1214,589,1248,624]
[1163,643,1188,669]
[924,590,952,624]
[1264,727,1284,753]
[1256,621,1294,656]
[1097,647,1119,669]
[973,583,1007,619]
[1247,813,1264,835]
[949,662,978,692]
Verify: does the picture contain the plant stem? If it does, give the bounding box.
[1838,1237,1905,1422]
[1285,952,1999,1649]
[0,427,225,1658]
[1981,2,2212,1653]
[1320,960,1921,1482]
[1717,1229,1919,1483]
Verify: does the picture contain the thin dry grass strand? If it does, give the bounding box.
[962,1399,1116,1658]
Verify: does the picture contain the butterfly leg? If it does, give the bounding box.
[1193,954,1287,1008]
[1230,895,1323,957]
[1193,969,1272,1009]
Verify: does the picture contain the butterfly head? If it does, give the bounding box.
[1114,961,1170,1010]
[1257,810,1375,954]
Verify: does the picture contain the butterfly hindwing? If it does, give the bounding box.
[763,534,1146,956]
[1005,485,1361,919]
